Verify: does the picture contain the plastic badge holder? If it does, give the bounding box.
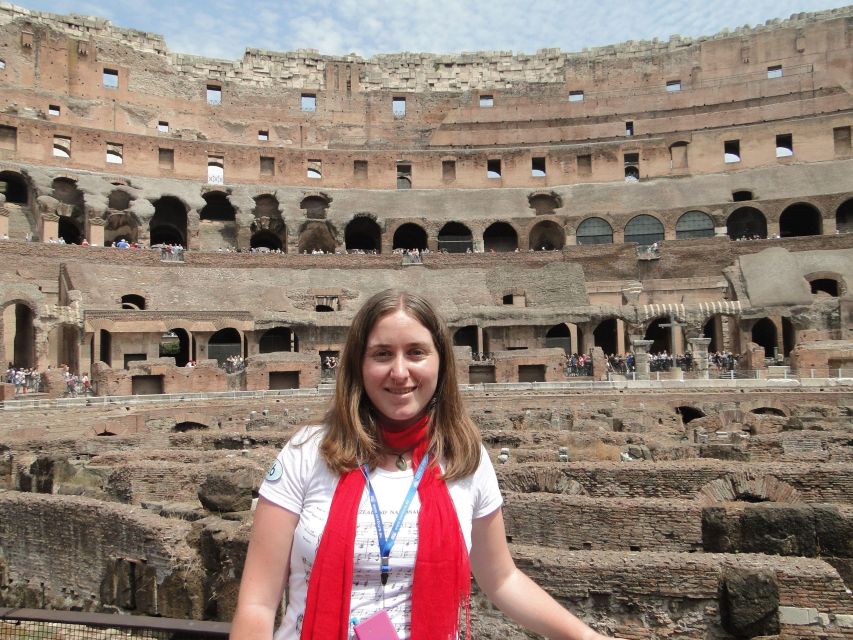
[353,610,401,640]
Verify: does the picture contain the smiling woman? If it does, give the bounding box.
[230,290,626,640]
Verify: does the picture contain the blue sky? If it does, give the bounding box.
[17,0,853,60]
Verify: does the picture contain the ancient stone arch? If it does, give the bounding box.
[697,472,802,504]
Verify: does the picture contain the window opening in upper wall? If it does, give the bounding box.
[392,97,406,117]
[106,143,123,165]
[48,105,60,116]
[577,154,592,177]
[260,156,274,176]
[103,68,118,89]
[625,121,634,136]
[258,130,269,141]
[624,153,639,182]
[207,85,222,105]
[767,65,783,79]
[732,190,753,202]
[569,90,584,102]
[396,163,412,189]
[531,157,546,177]
[479,95,494,108]
[834,126,852,154]
[307,159,322,179]
[301,93,317,112]
[158,121,169,132]
[53,136,71,158]
[442,160,456,182]
[666,80,681,92]
[354,160,368,179]
[724,140,741,163]
[208,156,224,184]
[776,133,793,158]
[487,159,501,178]
[158,148,174,170]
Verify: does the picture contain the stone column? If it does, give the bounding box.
[688,337,712,379]
[476,326,484,355]
[0,194,9,238]
[631,339,654,380]
[41,213,59,243]
[616,318,626,354]
[88,216,105,247]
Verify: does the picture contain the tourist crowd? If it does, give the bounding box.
[5,366,42,394]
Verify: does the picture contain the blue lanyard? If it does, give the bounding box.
[360,454,430,585]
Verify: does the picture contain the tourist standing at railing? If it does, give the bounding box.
[231,289,625,640]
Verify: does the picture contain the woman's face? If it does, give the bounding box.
[362,309,440,429]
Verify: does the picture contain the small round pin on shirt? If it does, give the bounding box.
[265,460,283,482]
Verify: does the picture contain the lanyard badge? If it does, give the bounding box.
[360,454,430,585]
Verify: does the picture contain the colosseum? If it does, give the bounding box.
[1,2,852,638]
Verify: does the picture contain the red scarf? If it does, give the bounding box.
[300,415,470,640]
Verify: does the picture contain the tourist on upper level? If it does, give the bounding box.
[231,289,626,640]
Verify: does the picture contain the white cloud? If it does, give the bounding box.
[15,0,853,59]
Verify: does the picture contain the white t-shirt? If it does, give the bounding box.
[258,426,503,640]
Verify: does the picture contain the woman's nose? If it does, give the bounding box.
[389,354,408,378]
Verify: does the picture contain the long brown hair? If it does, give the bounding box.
[319,289,481,480]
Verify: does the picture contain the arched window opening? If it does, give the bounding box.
[703,315,722,354]
[345,217,382,253]
[529,220,565,251]
[150,196,188,247]
[107,189,132,211]
[675,406,706,424]
[200,191,236,221]
[810,278,839,297]
[593,318,618,355]
[58,217,82,245]
[453,326,478,352]
[300,195,329,219]
[576,217,613,245]
[644,318,671,354]
[173,422,208,432]
[253,194,280,217]
[105,211,140,246]
[259,327,297,353]
[160,328,191,367]
[298,221,337,254]
[782,317,796,357]
[208,328,241,365]
[779,203,822,238]
[727,207,767,240]
[624,165,639,182]
[121,294,146,310]
[528,193,561,216]
[545,324,571,354]
[251,230,283,251]
[751,407,786,417]
[483,222,518,252]
[3,303,35,368]
[438,222,473,253]
[669,141,688,169]
[0,171,29,205]
[392,223,428,251]
[751,319,777,358]
[624,215,664,247]
[676,211,714,240]
[836,199,853,234]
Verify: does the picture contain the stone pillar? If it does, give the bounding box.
[0,194,9,238]
[672,322,684,355]
[632,339,654,380]
[616,319,626,354]
[88,217,105,247]
[579,322,595,354]
[688,337,712,379]
[476,326,484,355]
[766,220,780,239]
[41,214,59,243]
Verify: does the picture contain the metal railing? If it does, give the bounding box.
[0,608,229,640]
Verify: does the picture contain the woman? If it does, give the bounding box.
[231,289,624,640]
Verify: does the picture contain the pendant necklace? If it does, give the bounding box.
[395,452,408,471]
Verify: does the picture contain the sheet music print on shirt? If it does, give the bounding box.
[348,468,420,640]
